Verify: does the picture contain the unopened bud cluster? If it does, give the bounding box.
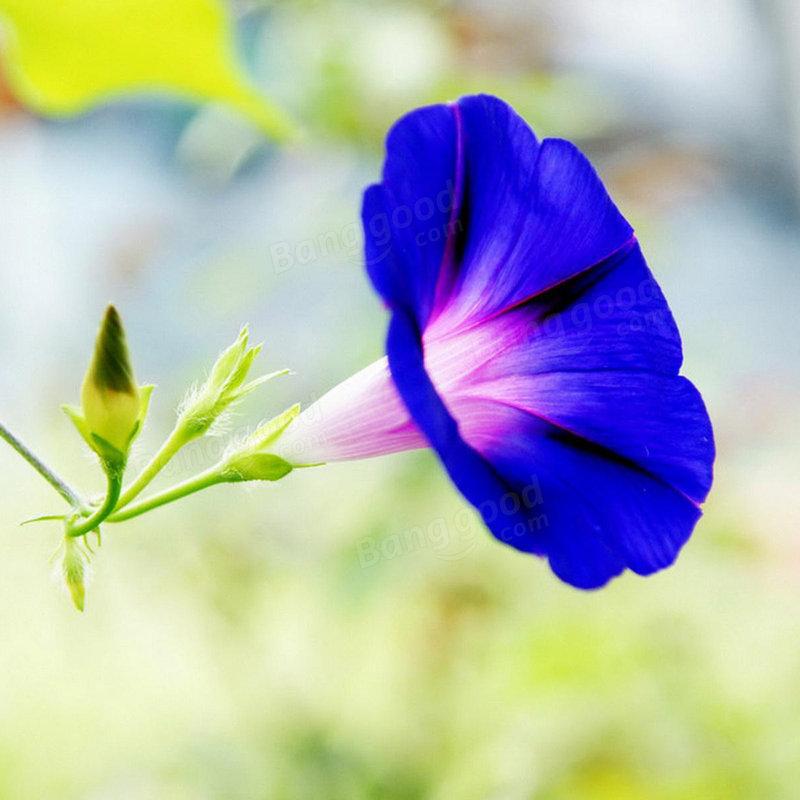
[39,307,301,611]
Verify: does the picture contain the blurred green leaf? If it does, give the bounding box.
[0,0,294,139]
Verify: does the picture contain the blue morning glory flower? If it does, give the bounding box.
[277,94,715,589]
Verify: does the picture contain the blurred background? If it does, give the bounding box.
[1,1,799,798]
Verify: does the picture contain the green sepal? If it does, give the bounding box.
[235,369,291,403]
[220,404,300,482]
[61,404,94,449]
[207,326,249,389]
[63,403,129,474]
[249,403,301,449]
[123,382,155,450]
[90,433,127,475]
[134,384,155,444]
[227,339,261,390]
[20,514,66,526]
[223,453,293,483]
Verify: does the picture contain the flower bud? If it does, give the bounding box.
[63,306,152,466]
[62,536,87,612]
[178,326,287,439]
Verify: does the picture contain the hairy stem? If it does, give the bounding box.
[115,424,191,512]
[0,420,83,507]
[108,466,225,523]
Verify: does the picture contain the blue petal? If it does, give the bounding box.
[482,243,685,377]
[363,95,634,328]
[473,404,704,585]
[362,104,458,327]
[386,308,547,555]
[478,371,714,505]
[451,97,634,323]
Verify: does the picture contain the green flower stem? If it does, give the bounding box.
[67,468,123,538]
[114,424,191,512]
[0,420,83,507]
[108,466,225,523]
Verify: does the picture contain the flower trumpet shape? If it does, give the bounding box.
[277,95,715,589]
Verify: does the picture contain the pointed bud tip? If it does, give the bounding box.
[91,304,136,395]
[70,590,85,613]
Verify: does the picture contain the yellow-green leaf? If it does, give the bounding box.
[0,0,294,140]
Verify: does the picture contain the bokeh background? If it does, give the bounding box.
[1,1,799,798]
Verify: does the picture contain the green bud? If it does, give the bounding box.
[62,536,87,612]
[221,404,300,482]
[208,326,251,389]
[64,306,152,466]
[178,326,288,439]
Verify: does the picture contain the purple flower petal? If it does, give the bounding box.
[475,242,685,377]
[386,307,545,553]
[462,371,714,505]
[364,95,635,330]
[445,97,634,327]
[300,94,716,589]
[363,104,459,328]
[450,400,703,586]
